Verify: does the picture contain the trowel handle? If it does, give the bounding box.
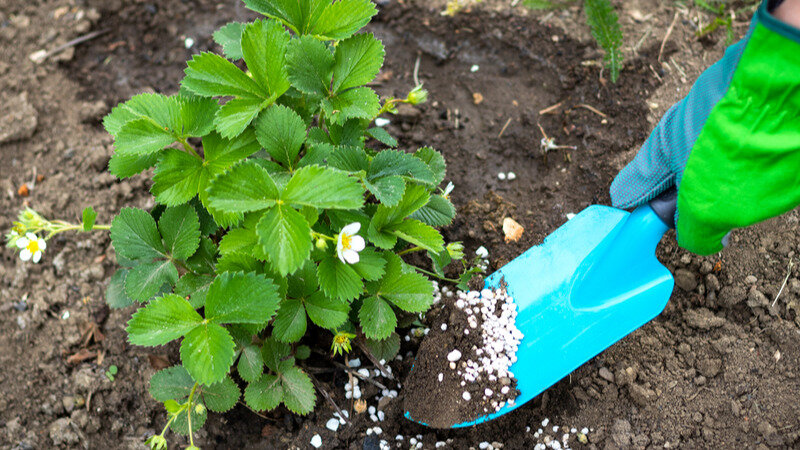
[648,187,677,229]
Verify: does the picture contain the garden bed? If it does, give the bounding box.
[2,0,800,448]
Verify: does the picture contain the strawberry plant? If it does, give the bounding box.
[7,0,464,447]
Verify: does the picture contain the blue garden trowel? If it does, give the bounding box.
[405,189,678,428]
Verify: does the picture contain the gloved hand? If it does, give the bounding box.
[610,0,800,255]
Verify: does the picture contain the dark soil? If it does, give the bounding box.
[3,0,800,449]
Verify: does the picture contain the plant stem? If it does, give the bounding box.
[179,138,203,160]
[411,265,458,283]
[397,246,424,256]
[186,383,199,447]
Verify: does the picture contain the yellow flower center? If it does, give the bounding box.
[334,334,349,345]
[341,233,352,250]
[26,240,40,254]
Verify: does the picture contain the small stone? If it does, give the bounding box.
[462,391,471,401]
[628,383,656,407]
[719,286,746,307]
[507,172,516,180]
[326,418,340,431]
[498,172,506,180]
[0,92,38,144]
[49,418,79,446]
[447,349,462,362]
[674,269,698,291]
[598,367,615,383]
[747,287,768,309]
[310,434,322,448]
[610,419,632,447]
[696,358,722,378]
[745,275,758,285]
[683,308,726,330]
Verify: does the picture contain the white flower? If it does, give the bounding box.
[16,232,46,263]
[337,222,365,264]
[442,181,454,199]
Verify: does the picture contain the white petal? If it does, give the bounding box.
[337,248,347,264]
[32,251,42,263]
[38,239,46,250]
[350,235,366,252]
[20,249,32,261]
[25,232,37,241]
[16,237,29,249]
[444,182,454,196]
[342,222,361,235]
[343,249,360,264]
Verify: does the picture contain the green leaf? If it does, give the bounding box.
[108,152,158,179]
[254,105,306,167]
[171,399,207,435]
[379,254,433,312]
[369,150,435,185]
[364,176,405,207]
[320,87,380,125]
[219,228,258,256]
[359,295,396,340]
[149,365,195,401]
[305,291,349,330]
[110,208,166,261]
[273,298,307,343]
[256,205,312,276]
[261,337,292,373]
[125,260,179,302]
[410,194,455,227]
[205,272,280,324]
[186,237,219,274]
[350,247,386,281]
[295,345,311,360]
[158,204,201,260]
[203,130,262,173]
[311,0,377,40]
[414,147,446,185]
[180,323,236,385]
[428,248,452,277]
[215,97,268,139]
[106,268,135,309]
[332,33,385,93]
[182,52,266,99]
[81,207,97,232]
[202,376,240,413]
[317,257,363,301]
[103,93,182,137]
[365,333,400,362]
[280,366,316,414]
[216,252,263,274]
[390,219,444,253]
[328,145,368,173]
[243,0,328,35]
[585,0,623,83]
[127,294,202,346]
[207,161,280,214]
[371,184,430,229]
[244,373,283,411]
[152,149,203,206]
[282,165,365,209]
[242,19,291,98]
[114,118,176,156]
[237,344,264,383]
[175,273,214,309]
[298,141,334,168]
[179,96,220,138]
[286,260,319,298]
[285,36,333,96]
[366,127,397,147]
[213,22,246,60]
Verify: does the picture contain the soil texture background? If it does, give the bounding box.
[1,0,800,449]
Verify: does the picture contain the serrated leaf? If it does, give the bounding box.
[150,365,195,401]
[186,237,218,274]
[256,205,312,276]
[350,247,386,281]
[261,337,292,373]
[585,0,623,83]
[218,228,258,256]
[206,272,280,324]
[207,161,280,214]
[428,248,452,277]
[410,194,455,227]
[390,219,444,253]
[110,208,166,261]
[286,260,319,298]
[180,322,236,385]
[171,399,207,435]
[285,35,333,96]
[365,333,400,362]
[369,150,435,185]
[295,345,311,360]
[297,141,333,168]
[332,33,384,93]
[81,207,97,232]
[254,105,306,167]
[237,344,264,383]
[182,52,266,99]
[127,294,202,346]
[317,257,363,301]
[213,22,246,60]
[114,118,176,156]
[359,295,396,340]
[371,184,430,230]
[179,96,220,138]
[365,176,405,207]
[104,93,182,137]
[175,273,214,309]
[321,87,380,125]
[242,19,291,98]
[328,145,368,173]
[216,252,263,274]
[243,0,328,35]
[125,260,179,302]
[215,97,267,139]
[272,298,307,343]
[280,366,316,414]
[282,165,365,209]
[158,204,201,260]
[108,152,158,178]
[311,0,377,40]
[414,147,446,185]
[202,375,240,413]
[378,254,433,312]
[366,126,397,147]
[106,268,135,309]
[152,149,203,206]
[305,291,349,330]
[244,373,283,411]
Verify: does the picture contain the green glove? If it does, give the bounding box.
[610,0,800,255]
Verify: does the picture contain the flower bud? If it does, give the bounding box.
[315,238,328,250]
[447,242,465,260]
[145,435,168,450]
[406,84,428,105]
[195,403,206,415]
